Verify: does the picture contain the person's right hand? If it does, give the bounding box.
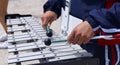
[41,11,57,28]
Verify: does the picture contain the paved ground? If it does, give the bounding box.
[0,0,61,65]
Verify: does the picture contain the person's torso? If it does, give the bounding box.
[70,0,105,20]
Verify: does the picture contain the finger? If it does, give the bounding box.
[82,38,88,44]
[83,35,93,44]
[41,15,46,25]
[77,33,88,45]
[77,36,84,45]
[41,16,44,22]
[83,39,90,44]
[73,33,81,44]
[67,30,75,44]
[48,18,54,26]
[42,18,50,29]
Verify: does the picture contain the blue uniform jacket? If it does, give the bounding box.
[43,0,120,65]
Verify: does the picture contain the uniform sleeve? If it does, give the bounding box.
[86,3,120,33]
[43,0,65,18]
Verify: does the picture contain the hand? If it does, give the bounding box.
[41,11,57,28]
[67,21,95,45]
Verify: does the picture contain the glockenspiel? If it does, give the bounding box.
[7,14,99,65]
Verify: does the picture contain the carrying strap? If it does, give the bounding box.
[61,0,71,36]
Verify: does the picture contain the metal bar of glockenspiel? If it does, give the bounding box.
[13,33,36,39]
[8,42,37,49]
[9,52,88,64]
[10,48,83,62]
[8,40,68,49]
[8,42,67,53]
[8,46,87,64]
[8,32,36,37]
[19,18,48,62]
[8,50,52,60]
[8,53,55,64]
[10,22,23,25]
[6,19,11,26]
[9,18,38,43]
[21,17,42,50]
[7,18,20,25]
[21,17,42,40]
[7,17,36,52]
[53,47,79,54]
[8,43,80,60]
[8,39,71,52]
[8,35,38,42]
[8,19,29,33]
[8,36,38,43]
[55,49,88,57]
[20,17,39,43]
[8,28,30,33]
[49,51,92,62]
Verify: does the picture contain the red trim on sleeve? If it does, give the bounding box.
[98,38,120,46]
[105,0,117,9]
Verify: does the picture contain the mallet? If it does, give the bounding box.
[44,34,120,46]
[46,26,53,37]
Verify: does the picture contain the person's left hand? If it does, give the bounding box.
[67,21,95,45]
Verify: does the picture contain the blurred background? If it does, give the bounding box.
[0,0,61,65]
